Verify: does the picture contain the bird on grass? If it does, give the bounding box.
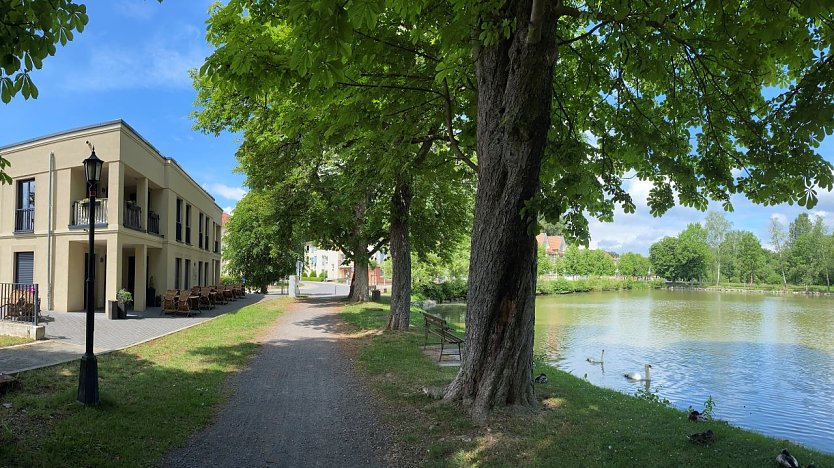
[586,349,605,364]
[775,449,799,468]
[624,364,652,381]
[534,373,548,384]
[688,410,707,422]
[687,429,716,445]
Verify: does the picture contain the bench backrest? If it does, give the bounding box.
[423,312,447,328]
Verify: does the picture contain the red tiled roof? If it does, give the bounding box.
[221,212,231,225]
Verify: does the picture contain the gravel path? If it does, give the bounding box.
[161,297,390,467]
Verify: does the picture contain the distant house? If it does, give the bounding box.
[536,233,567,261]
[304,243,386,284]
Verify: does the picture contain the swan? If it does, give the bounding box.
[624,364,652,381]
[586,349,605,364]
[775,449,799,468]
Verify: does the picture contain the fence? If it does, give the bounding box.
[0,283,41,325]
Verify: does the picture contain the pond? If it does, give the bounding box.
[433,289,834,454]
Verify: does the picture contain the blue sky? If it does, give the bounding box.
[2,1,833,255]
[0,0,245,213]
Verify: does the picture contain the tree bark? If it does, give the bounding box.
[350,252,370,302]
[444,1,558,420]
[387,178,413,330]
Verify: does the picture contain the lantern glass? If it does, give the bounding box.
[83,152,103,184]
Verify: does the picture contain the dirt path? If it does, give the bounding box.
[161,297,390,467]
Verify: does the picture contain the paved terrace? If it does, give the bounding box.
[0,292,273,374]
[0,281,351,375]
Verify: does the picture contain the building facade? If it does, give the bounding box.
[0,120,223,312]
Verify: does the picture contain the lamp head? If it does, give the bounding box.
[83,147,103,185]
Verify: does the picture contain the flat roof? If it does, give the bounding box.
[0,119,223,211]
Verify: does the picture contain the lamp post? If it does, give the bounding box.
[77,144,103,405]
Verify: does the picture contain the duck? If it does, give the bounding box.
[775,449,799,468]
[586,349,605,364]
[624,364,652,381]
[688,410,707,422]
[534,373,548,384]
[687,429,716,445]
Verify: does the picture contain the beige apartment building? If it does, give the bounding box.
[0,120,222,312]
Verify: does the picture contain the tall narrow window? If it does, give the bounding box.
[185,205,192,244]
[14,251,34,284]
[184,259,191,289]
[175,258,182,290]
[198,213,204,249]
[176,199,183,242]
[204,217,210,250]
[15,179,35,232]
[197,261,202,286]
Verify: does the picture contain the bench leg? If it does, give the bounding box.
[439,339,444,362]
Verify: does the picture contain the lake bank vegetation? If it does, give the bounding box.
[342,303,834,467]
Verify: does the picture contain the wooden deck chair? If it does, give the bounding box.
[176,290,194,317]
[162,290,178,315]
[199,287,215,310]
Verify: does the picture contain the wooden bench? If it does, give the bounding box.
[422,312,463,361]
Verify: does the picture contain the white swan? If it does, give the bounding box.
[624,364,652,381]
[586,349,605,364]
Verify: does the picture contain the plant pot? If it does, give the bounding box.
[117,301,128,319]
[107,300,119,320]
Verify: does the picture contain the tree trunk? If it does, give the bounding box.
[350,253,370,302]
[444,1,558,420]
[716,261,721,285]
[387,178,413,330]
[260,284,268,294]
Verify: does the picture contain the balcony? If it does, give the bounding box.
[14,208,34,233]
[148,211,160,235]
[71,199,108,228]
[124,202,142,231]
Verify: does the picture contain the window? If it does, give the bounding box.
[198,213,204,249]
[184,259,191,289]
[203,262,209,286]
[15,179,35,232]
[197,261,202,286]
[175,258,182,289]
[185,205,192,244]
[176,199,183,242]
[204,217,210,250]
[14,251,34,284]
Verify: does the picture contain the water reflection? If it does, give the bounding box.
[433,290,834,453]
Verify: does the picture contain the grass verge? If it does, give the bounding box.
[0,336,33,348]
[342,303,834,467]
[0,297,290,467]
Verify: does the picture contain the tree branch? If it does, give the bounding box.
[442,78,479,174]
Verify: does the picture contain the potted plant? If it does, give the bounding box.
[116,289,133,319]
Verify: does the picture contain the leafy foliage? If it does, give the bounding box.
[222,190,303,292]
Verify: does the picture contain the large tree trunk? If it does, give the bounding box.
[388,178,413,330]
[444,1,558,421]
[350,252,370,302]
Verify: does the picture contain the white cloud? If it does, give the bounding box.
[206,183,247,202]
[65,24,207,91]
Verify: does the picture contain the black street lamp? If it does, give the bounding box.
[78,143,103,405]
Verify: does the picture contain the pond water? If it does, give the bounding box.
[433,289,834,454]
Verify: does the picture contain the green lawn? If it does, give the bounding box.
[0,297,290,467]
[342,303,834,467]
[0,336,33,348]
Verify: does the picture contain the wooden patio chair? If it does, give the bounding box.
[210,285,226,305]
[162,290,178,315]
[223,285,235,301]
[175,290,196,317]
[198,287,215,310]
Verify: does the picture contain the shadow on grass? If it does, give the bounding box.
[339,303,834,468]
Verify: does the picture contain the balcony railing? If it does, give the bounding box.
[14,208,34,232]
[124,202,142,231]
[148,211,160,235]
[0,283,40,325]
[72,198,108,227]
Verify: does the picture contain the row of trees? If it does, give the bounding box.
[9,0,834,420]
[648,212,834,289]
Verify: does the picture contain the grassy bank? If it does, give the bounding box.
[342,303,833,467]
[0,336,32,348]
[537,277,665,295]
[0,297,289,467]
